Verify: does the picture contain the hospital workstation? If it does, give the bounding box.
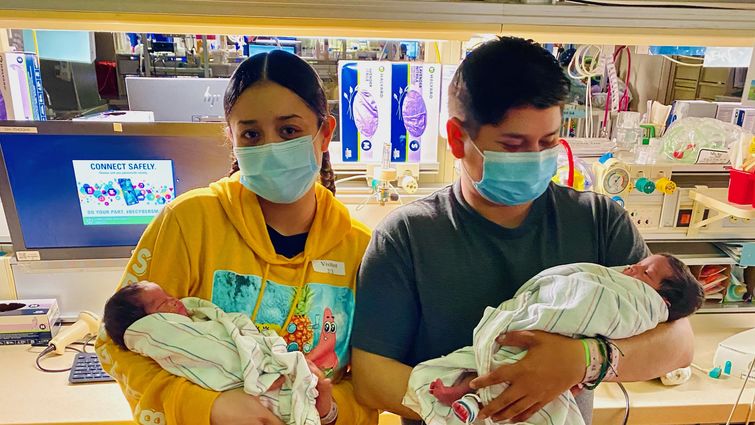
[2,1,755,424]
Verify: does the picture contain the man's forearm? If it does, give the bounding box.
[351,349,422,420]
[606,318,694,382]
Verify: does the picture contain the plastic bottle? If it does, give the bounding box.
[635,137,659,165]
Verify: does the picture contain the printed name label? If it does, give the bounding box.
[312,260,346,276]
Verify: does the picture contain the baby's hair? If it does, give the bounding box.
[656,253,704,321]
[103,283,148,350]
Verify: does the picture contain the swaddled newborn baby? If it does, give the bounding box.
[103,281,337,425]
[405,254,704,425]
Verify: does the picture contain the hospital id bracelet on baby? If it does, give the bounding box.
[320,401,338,424]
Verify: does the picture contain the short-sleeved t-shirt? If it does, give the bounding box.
[353,181,649,425]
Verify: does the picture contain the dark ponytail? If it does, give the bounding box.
[224,50,336,194]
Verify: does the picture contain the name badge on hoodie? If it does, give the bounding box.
[312,260,346,276]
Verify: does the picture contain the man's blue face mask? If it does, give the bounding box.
[465,141,559,206]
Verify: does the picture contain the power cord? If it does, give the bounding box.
[34,337,96,373]
[725,355,755,425]
[660,55,704,67]
[617,382,630,425]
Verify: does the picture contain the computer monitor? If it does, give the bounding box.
[0,121,233,260]
[126,77,230,122]
[246,44,296,57]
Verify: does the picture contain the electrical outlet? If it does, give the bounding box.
[722,216,753,228]
[628,206,662,229]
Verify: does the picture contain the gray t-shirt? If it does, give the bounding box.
[353,181,650,425]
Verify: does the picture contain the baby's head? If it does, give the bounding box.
[103,281,188,350]
[622,253,704,321]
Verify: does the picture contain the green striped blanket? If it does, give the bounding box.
[404,263,668,425]
[124,297,320,425]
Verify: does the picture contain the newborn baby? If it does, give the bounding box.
[103,282,335,425]
[404,254,704,425]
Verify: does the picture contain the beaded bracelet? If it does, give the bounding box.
[583,338,610,390]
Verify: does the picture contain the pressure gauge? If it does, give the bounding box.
[603,167,630,195]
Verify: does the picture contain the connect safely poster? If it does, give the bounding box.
[72,160,175,226]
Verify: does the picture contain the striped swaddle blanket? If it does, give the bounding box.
[404,263,669,425]
[124,297,320,425]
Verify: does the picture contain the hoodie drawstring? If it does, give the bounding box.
[250,263,271,324]
[279,256,311,337]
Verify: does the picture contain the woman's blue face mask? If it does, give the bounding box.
[234,131,321,204]
[465,142,559,206]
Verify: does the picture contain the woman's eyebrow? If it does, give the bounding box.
[277,114,303,121]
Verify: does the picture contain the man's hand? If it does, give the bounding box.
[210,388,284,425]
[469,331,585,423]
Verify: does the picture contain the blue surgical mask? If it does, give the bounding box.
[234,134,320,204]
[466,143,559,206]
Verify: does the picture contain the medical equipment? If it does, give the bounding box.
[662,117,743,164]
[567,45,621,138]
[48,311,99,355]
[552,139,595,191]
[34,311,101,374]
[715,328,755,381]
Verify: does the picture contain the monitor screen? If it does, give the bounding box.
[0,121,232,260]
[247,44,296,57]
[126,77,230,122]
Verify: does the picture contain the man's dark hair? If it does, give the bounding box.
[657,253,705,321]
[448,36,571,138]
[103,283,148,350]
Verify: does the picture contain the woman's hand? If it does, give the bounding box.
[469,331,585,423]
[210,388,283,425]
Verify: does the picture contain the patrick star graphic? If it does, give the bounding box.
[306,307,339,374]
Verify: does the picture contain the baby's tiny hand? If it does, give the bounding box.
[315,377,333,418]
[306,360,333,418]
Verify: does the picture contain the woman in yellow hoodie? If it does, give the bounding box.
[95,51,377,425]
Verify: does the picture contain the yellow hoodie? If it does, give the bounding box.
[95,173,377,425]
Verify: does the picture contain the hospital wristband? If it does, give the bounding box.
[581,338,604,384]
[320,401,338,424]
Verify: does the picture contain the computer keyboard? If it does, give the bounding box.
[68,352,115,384]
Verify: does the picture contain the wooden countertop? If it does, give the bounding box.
[3,313,755,425]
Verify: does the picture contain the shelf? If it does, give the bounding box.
[3,1,755,45]
[687,187,755,237]
[698,300,755,314]
[647,241,737,265]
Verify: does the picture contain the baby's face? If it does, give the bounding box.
[622,254,674,290]
[136,282,189,316]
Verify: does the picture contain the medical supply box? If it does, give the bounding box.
[0,298,60,345]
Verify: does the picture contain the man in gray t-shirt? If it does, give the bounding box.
[351,37,694,425]
[353,181,647,425]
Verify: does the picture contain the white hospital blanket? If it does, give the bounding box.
[404,263,669,425]
[124,297,319,425]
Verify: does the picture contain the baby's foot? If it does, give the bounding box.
[429,378,473,405]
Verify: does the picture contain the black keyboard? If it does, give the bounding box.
[68,353,116,384]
